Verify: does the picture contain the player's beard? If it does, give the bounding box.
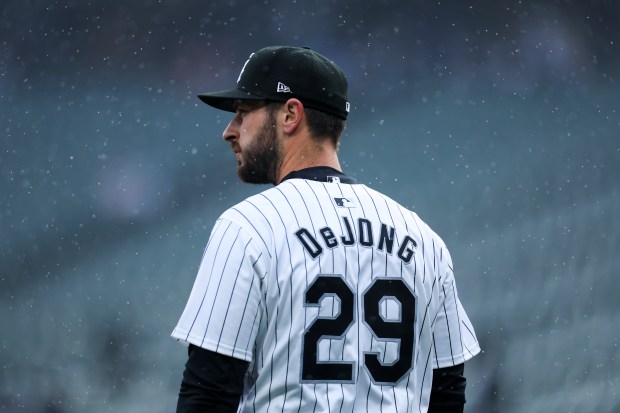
[236,109,282,185]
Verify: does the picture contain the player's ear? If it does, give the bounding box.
[281,98,304,135]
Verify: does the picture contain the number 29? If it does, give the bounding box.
[301,275,416,385]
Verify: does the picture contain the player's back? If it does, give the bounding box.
[221,178,479,412]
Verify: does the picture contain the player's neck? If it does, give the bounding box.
[276,142,341,185]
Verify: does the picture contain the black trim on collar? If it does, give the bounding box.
[280,166,359,184]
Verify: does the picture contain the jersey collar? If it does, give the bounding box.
[280,166,359,184]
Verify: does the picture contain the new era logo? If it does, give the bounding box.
[334,197,356,208]
[277,82,292,93]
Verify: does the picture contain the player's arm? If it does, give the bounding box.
[428,363,467,413]
[176,344,249,413]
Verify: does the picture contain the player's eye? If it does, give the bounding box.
[235,100,266,115]
[236,107,250,116]
[232,109,247,121]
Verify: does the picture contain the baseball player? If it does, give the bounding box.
[172,46,480,413]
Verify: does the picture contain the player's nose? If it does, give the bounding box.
[222,118,239,142]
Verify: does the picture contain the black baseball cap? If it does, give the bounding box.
[198,46,350,120]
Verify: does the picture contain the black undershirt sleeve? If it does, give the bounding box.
[176,344,250,413]
[428,363,467,413]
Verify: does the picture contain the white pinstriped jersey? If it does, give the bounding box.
[172,171,480,413]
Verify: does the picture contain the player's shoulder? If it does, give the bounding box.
[218,185,285,229]
[367,186,450,248]
[219,179,329,230]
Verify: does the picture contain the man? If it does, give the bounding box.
[172,45,480,413]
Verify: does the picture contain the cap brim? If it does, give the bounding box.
[197,89,267,112]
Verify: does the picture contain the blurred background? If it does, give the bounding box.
[1,0,619,412]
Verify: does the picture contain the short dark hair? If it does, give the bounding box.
[304,107,346,147]
[265,102,346,147]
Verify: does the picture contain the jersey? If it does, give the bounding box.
[172,167,480,413]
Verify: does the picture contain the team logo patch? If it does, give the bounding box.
[334,197,356,208]
[277,82,292,93]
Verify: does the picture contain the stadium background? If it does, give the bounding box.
[1,0,618,411]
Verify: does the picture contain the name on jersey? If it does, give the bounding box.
[294,216,417,264]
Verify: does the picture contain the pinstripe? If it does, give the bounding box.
[410,211,427,284]
[365,381,372,411]
[350,185,376,274]
[252,195,280,413]
[199,217,224,263]
[296,180,330,272]
[241,195,280,412]
[337,185,365,412]
[354,187,393,379]
[261,190,298,412]
[355,186,395,375]
[393,204,413,291]
[393,198,417,412]
[361,185,397,276]
[347,184,377,381]
[432,239,436,273]
[391,203,414,413]
[216,237,253,353]
[416,276,438,365]
[184,220,233,341]
[419,340,434,411]
[244,198,277,243]
[203,226,242,347]
[273,187,298,411]
[440,283,455,364]
[451,278,465,363]
[320,181,348,282]
[312,385,318,413]
[439,247,444,284]
[232,206,272,258]
[326,384,332,412]
[243,290,262,356]
[403,368,412,412]
[231,252,262,356]
[330,182,364,412]
[290,182,344,413]
[432,333,439,369]
[317,182,348,411]
[462,321,479,357]
[283,183,315,413]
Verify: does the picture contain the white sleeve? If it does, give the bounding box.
[431,247,481,369]
[171,217,267,362]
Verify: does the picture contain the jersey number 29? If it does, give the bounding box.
[301,275,416,385]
